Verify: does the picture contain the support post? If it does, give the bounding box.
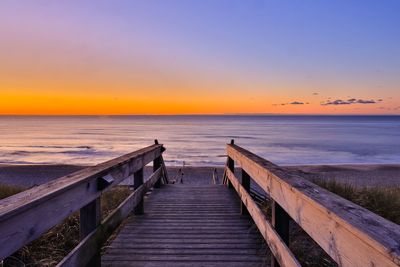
[227,157,234,189]
[80,197,101,266]
[271,201,290,267]
[134,168,144,215]
[226,139,235,188]
[154,156,162,188]
[241,169,250,215]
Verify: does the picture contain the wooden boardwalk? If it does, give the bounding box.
[102,185,267,266]
[1,141,399,267]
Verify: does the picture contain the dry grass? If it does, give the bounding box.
[0,185,131,267]
[0,184,24,200]
[312,178,400,224]
[260,179,400,266]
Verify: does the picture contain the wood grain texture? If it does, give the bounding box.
[57,167,162,267]
[102,184,267,266]
[225,169,300,267]
[0,144,163,260]
[227,144,400,267]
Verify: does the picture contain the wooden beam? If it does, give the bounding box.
[225,168,300,267]
[0,144,163,260]
[271,200,290,267]
[79,198,101,266]
[227,157,234,189]
[154,156,162,188]
[134,168,144,215]
[57,167,162,267]
[241,169,250,215]
[80,198,101,239]
[227,144,400,267]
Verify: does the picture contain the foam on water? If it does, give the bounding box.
[0,115,399,166]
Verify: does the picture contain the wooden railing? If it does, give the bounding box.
[223,140,400,267]
[0,140,168,266]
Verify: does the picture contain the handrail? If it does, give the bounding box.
[0,142,167,262]
[224,141,400,267]
[58,167,163,267]
[225,168,301,267]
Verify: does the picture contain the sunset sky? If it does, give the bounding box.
[1,1,399,115]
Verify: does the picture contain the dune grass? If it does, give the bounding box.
[260,179,399,266]
[312,178,400,224]
[0,184,131,267]
[0,184,24,200]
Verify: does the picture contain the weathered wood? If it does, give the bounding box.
[80,198,101,239]
[160,156,169,184]
[227,157,234,189]
[102,261,262,267]
[57,167,162,267]
[271,200,290,267]
[0,144,163,260]
[241,169,250,215]
[227,144,400,267]
[102,184,266,265]
[79,197,101,266]
[225,168,300,267]
[153,156,162,188]
[134,168,144,215]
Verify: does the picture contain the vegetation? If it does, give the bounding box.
[0,184,131,267]
[260,179,400,266]
[0,184,24,200]
[312,178,400,224]
[1,179,399,266]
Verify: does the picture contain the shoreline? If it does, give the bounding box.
[0,163,399,188]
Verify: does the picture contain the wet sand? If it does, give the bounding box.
[0,164,399,189]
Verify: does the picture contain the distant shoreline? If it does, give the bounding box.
[0,163,399,189]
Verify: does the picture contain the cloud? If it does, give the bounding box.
[321,98,379,106]
[313,93,318,95]
[356,99,376,104]
[273,101,309,106]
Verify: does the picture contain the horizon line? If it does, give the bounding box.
[0,113,399,116]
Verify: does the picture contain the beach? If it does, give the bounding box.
[1,163,399,189]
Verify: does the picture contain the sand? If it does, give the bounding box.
[0,164,399,189]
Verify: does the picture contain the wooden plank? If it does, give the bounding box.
[102,261,264,267]
[80,198,101,239]
[271,200,290,267]
[227,144,400,267]
[113,234,261,239]
[102,184,266,266]
[134,168,144,215]
[109,240,261,246]
[102,254,264,262]
[79,197,101,266]
[241,169,250,215]
[56,167,162,267]
[107,243,262,249]
[104,248,263,255]
[0,144,163,260]
[225,168,300,267]
[153,156,162,188]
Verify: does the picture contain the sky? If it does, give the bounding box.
[0,0,399,115]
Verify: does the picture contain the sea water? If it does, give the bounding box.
[0,115,399,166]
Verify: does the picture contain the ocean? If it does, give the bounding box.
[0,115,399,166]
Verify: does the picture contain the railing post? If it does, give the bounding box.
[134,167,144,215]
[154,139,163,188]
[227,139,235,189]
[241,169,250,215]
[80,197,101,266]
[154,157,162,188]
[271,201,290,267]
